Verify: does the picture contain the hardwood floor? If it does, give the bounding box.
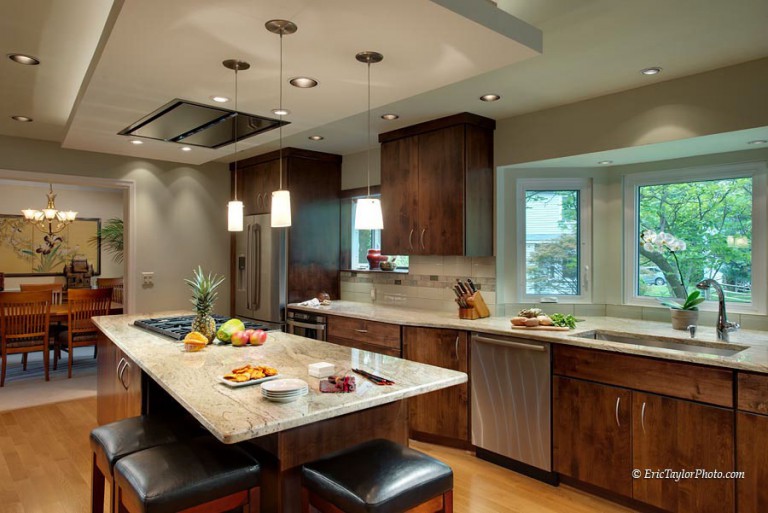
[0,398,635,513]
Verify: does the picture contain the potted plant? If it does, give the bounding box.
[640,230,704,330]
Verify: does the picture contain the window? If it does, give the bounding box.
[517,179,592,302]
[350,200,409,270]
[624,163,767,313]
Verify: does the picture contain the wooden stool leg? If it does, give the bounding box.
[43,347,50,382]
[443,490,453,513]
[67,339,74,379]
[1,350,7,387]
[91,453,105,513]
[22,353,27,371]
[301,487,310,513]
[246,486,260,513]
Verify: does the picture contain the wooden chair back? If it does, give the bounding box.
[19,283,64,304]
[0,291,52,347]
[67,288,112,335]
[97,277,123,304]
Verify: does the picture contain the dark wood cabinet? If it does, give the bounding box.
[553,376,633,496]
[96,333,142,426]
[326,315,401,357]
[632,392,734,513]
[403,326,470,448]
[737,412,768,513]
[231,148,342,304]
[379,113,494,256]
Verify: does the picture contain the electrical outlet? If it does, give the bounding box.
[142,272,154,286]
[370,287,377,302]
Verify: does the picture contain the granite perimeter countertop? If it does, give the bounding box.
[93,311,467,444]
[288,301,768,373]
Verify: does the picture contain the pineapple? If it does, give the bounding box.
[186,266,225,343]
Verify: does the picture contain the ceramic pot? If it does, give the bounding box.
[670,309,699,330]
[366,249,383,270]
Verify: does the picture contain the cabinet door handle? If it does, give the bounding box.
[641,401,647,434]
[354,329,368,334]
[454,335,460,360]
[118,360,130,390]
[408,229,414,250]
[420,228,426,250]
[258,193,264,209]
[615,396,621,427]
[116,357,126,376]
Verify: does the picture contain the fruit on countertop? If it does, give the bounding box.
[537,315,553,326]
[250,329,267,346]
[231,330,250,347]
[511,317,528,326]
[187,266,225,343]
[510,311,575,329]
[216,318,246,342]
[524,318,540,327]
[183,331,208,352]
[518,308,544,318]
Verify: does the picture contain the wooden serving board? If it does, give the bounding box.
[510,325,571,331]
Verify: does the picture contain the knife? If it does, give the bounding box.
[456,279,468,295]
[467,278,477,293]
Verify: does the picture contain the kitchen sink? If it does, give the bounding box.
[571,330,749,357]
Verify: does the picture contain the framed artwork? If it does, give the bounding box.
[0,215,101,276]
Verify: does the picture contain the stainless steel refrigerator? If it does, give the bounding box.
[234,214,287,327]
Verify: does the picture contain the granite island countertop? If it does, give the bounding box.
[288,300,768,373]
[93,311,467,444]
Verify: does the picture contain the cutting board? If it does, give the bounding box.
[510,325,571,331]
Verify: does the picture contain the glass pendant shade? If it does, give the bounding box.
[227,200,244,232]
[271,190,292,227]
[355,198,383,230]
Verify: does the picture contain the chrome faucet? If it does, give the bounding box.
[696,279,740,341]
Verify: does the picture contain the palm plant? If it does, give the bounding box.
[90,218,124,263]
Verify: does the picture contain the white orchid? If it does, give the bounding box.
[640,229,686,254]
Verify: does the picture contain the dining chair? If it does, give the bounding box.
[0,291,52,387]
[97,277,123,304]
[20,283,65,370]
[56,288,112,378]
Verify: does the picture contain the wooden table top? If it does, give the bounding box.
[50,302,123,321]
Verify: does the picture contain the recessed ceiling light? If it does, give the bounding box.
[480,94,500,102]
[640,67,662,75]
[130,140,143,145]
[289,77,318,88]
[381,113,399,120]
[180,146,192,151]
[11,115,33,122]
[210,95,229,103]
[308,135,324,141]
[598,160,613,165]
[747,139,767,145]
[271,108,290,116]
[8,53,39,65]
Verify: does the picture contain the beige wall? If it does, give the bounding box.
[341,148,381,190]
[0,182,124,288]
[0,135,230,315]
[495,57,768,166]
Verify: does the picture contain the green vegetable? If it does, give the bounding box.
[216,318,245,342]
[550,313,577,329]
[659,290,705,311]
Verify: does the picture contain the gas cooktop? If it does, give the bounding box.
[133,315,270,341]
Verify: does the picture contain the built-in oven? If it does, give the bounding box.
[286,309,327,341]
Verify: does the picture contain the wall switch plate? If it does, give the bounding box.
[142,272,154,286]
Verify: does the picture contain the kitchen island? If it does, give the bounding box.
[93,311,467,513]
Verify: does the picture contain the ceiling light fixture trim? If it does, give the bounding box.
[641,67,662,75]
[480,94,501,102]
[598,160,613,165]
[289,77,318,88]
[210,95,230,103]
[308,135,324,141]
[747,139,767,145]
[11,115,33,122]
[381,113,399,120]
[7,53,40,65]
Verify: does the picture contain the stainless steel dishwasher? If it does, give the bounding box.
[471,333,555,483]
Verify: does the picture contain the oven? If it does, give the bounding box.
[286,309,327,341]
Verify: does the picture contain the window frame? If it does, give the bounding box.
[622,162,768,314]
[516,178,593,303]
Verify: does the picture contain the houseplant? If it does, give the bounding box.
[640,230,704,329]
[90,218,124,263]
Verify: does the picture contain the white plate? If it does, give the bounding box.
[261,387,308,396]
[218,374,280,388]
[263,390,309,403]
[261,378,309,393]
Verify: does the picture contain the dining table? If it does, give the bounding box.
[49,302,123,322]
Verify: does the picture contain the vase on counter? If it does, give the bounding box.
[670,309,699,330]
[366,249,388,270]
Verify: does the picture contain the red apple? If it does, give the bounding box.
[243,329,255,343]
[231,330,249,347]
[250,329,267,346]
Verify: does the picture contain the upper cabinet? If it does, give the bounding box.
[379,113,495,256]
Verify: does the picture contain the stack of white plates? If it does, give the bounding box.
[261,378,309,403]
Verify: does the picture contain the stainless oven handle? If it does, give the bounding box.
[473,335,547,352]
[287,320,326,331]
[246,224,253,310]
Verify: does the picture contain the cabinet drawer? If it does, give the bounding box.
[327,316,401,350]
[738,372,768,414]
[554,345,733,407]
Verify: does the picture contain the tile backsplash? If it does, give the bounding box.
[340,256,496,313]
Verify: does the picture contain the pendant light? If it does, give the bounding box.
[266,19,296,228]
[223,59,250,232]
[354,51,384,230]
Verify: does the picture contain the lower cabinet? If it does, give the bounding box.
[96,333,142,426]
[553,347,736,513]
[326,315,401,357]
[737,412,768,513]
[553,376,633,496]
[403,326,470,448]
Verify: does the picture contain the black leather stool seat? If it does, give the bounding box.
[114,438,260,513]
[302,439,453,513]
[90,416,179,472]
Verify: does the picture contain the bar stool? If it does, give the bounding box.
[90,416,179,513]
[301,439,454,513]
[113,437,261,513]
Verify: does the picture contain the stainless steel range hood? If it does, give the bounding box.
[118,99,288,148]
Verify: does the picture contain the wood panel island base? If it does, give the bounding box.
[93,312,466,513]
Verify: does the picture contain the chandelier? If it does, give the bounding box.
[21,184,78,236]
